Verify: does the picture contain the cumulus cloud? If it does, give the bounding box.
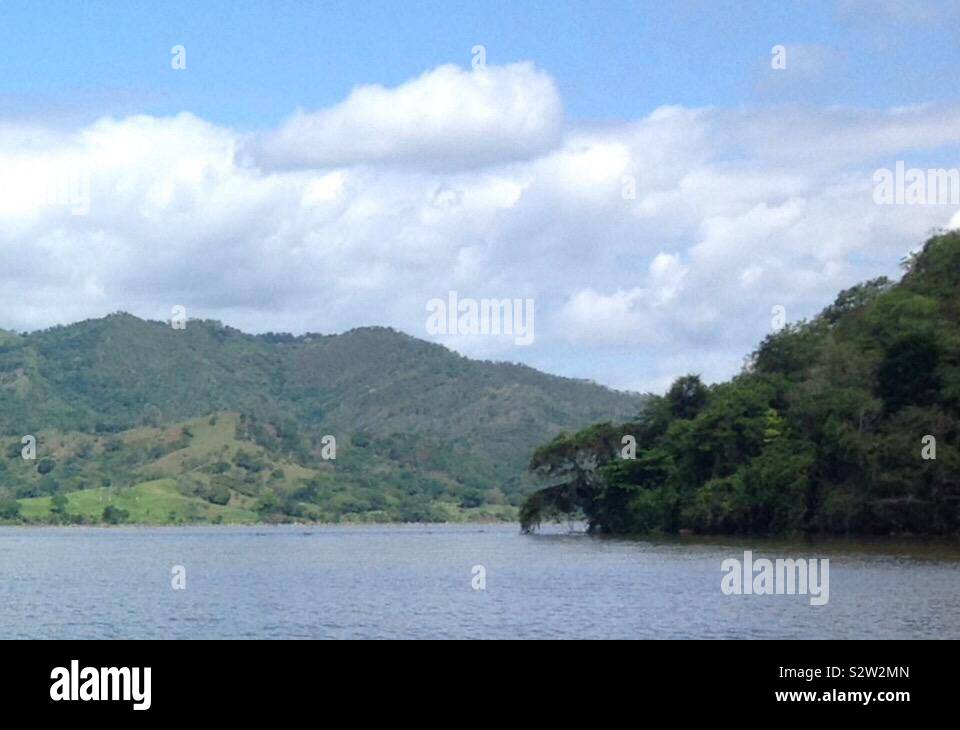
[2,63,960,393]
[559,253,688,347]
[248,62,563,171]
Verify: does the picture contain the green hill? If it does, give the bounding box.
[521,231,960,536]
[0,317,644,524]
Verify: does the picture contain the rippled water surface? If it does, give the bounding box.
[1,524,958,639]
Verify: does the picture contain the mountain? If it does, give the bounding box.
[0,316,644,524]
[521,230,960,536]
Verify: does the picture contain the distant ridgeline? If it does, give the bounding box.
[0,316,644,524]
[521,231,960,536]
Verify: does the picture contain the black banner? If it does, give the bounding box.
[0,640,945,719]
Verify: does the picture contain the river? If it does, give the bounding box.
[1,524,957,639]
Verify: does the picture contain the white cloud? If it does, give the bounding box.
[248,62,563,171]
[1,63,959,394]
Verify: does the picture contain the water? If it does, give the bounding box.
[1,524,958,639]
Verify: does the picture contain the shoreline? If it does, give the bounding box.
[0,518,523,529]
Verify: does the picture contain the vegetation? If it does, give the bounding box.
[521,231,960,536]
[19,479,257,524]
[0,316,642,524]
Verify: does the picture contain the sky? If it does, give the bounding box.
[1,0,960,393]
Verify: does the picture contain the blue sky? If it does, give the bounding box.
[3,0,958,127]
[1,0,960,393]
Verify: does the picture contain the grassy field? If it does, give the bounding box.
[4,411,522,525]
[18,478,258,524]
[14,476,516,525]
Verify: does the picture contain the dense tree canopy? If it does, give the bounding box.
[522,231,960,536]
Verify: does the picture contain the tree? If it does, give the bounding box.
[666,374,709,420]
[51,493,69,515]
[876,332,940,412]
[255,491,279,514]
[205,482,231,506]
[0,494,21,520]
[520,423,632,532]
[102,505,130,524]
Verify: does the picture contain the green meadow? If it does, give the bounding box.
[18,479,258,524]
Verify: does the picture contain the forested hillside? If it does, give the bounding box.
[0,317,644,523]
[521,231,960,536]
